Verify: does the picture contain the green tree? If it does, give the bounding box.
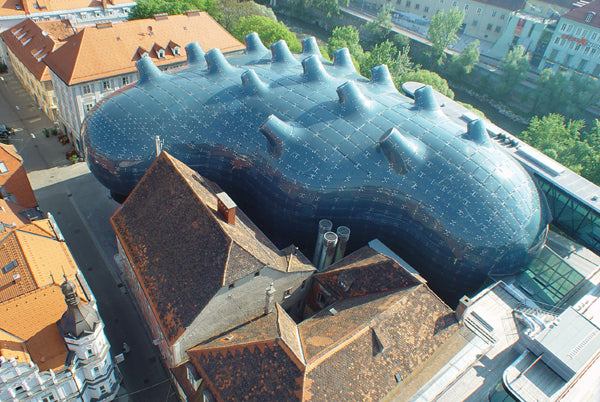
[427,8,465,66]
[395,70,454,99]
[497,45,529,98]
[215,0,277,31]
[327,25,364,61]
[450,39,479,75]
[360,9,393,47]
[360,41,415,78]
[531,69,568,116]
[565,74,600,118]
[231,16,301,52]
[128,0,219,20]
[521,114,593,175]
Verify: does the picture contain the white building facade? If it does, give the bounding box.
[539,3,600,76]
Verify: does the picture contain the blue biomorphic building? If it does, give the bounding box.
[82,34,551,300]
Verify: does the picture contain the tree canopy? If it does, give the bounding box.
[450,39,479,75]
[427,8,464,65]
[215,0,277,31]
[360,41,415,78]
[497,45,529,98]
[395,70,454,99]
[128,0,219,20]
[231,15,301,52]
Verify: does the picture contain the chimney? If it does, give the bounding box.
[216,192,236,225]
[12,274,20,284]
[264,282,275,315]
[185,9,201,17]
[95,22,112,29]
[318,231,338,271]
[312,219,332,265]
[455,295,472,320]
[333,226,350,263]
[153,13,169,20]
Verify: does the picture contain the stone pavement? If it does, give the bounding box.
[1,71,177,401]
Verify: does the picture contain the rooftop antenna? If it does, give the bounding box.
[155,135,164,156]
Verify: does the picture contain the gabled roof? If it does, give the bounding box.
[111,152,312,345]
[0,199,27,232]
[44,12,244,85]
[0,0,133,17]
[315,246,423,298]
[0,143,38,209]
[0,19,70,82]
[189,274,458,400]
[0,219,85,371]
[563,0,600,28]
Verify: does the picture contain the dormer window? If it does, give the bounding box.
[586,12,596,23]
[173,46,180,56]
[157,49,165,59]
[14,3,21,10]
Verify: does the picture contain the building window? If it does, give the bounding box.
[451,1,456,6]
[406,0,411,7]
[567,24,573,32]
[476,7,481,14]
[554,37,561,44]
[591,32,598,41]
[591,48,598,57]
[122,76,129,85]
[500,14,505,20]
[82,84,91,94]
[173,46,181,56]
[415,3,419,10]
[565,54,573,64]
[102,80,111,90]
[85,348,93,358]
[424,6,429,12]
[472,20,478,27]
[41,394,57,402]
[157,49,165,59]
[84,103,93,112]
[92,367,100,376]
[100,385,108,395]
[0,162,7,174]
[549,49,559,60]
[593,64,600,77]
[464,4,468,10]
[492,11,497,17]
[495,25,502,33]
[283,288,292,299]
[576,27,582,36]
[486,23,493,31]
[584,46,590,55]
[579,59,588,70]
[561,23,567,31]
[576,43,582,52]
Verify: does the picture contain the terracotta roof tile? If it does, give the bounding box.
[0,284,71,370]
[0,19,67,82]
[564,0,600,28]
[189,254,458,401]
[0,144,38,208]
[0,329,30,363]
[315,247,422,298]
[0,0,132,17]
[112,152,311,345]
[44,12,244,85]
[0,231,37,302]
[0,199,28,230]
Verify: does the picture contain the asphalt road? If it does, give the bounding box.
[1,72,177,401]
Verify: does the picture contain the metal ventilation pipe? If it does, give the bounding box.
[318,231,338,271]
[334,226,351,263]
[312,219,333,266]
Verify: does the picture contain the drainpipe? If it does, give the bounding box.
[312,219,332,266]
[318,232,338,271]
[333,226,350,263]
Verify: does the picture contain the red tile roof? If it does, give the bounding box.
[44,12,244,85]
[0,19,70,82]
[111,152,312,345]
[563,0,600,28]
[0,144,38,209]
[189,251,458,401]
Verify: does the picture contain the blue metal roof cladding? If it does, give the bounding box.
[82,33,551,300]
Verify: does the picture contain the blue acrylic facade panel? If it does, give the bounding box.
[82,35,551,300]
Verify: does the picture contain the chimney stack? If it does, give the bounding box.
[312,219,332,265]
[264,282,275,315]
[216,192,236,225]
[318,232,338,271]
[333,226,350,263]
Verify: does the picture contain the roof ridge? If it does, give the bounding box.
[65,28,86,85]
[8,230,37,287]
[0,327,26,343]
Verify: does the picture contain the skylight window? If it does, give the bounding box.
[0,162,7,173]
[1,260,18,274]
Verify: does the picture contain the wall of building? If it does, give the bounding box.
[488,12,551,59]
[539,17,600,75]
[5,47,59,121]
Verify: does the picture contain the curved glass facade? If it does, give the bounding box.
[82,35,550,300]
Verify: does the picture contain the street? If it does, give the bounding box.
[1,72,176,401]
